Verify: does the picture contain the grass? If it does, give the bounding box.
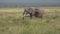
[0,15,60,34]
[0,7,60,34]
[0,7,60,12]
[0,8,24,12]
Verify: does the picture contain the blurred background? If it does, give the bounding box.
[0,0,60,7]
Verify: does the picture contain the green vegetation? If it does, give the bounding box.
[0,14,60,34]
[0,8,60,34]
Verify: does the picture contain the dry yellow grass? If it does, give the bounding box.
[0,8,24,12]
[0,7,60,12]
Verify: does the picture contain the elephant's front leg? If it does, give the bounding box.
[30,13,32,19]
[22,12,26,20]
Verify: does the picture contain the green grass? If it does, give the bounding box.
[0,15,60,34]
[0,7,60,34]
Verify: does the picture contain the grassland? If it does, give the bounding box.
[0,7,60,34]
[0,8,24,12]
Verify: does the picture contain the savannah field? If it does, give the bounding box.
[0,7,60,34]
